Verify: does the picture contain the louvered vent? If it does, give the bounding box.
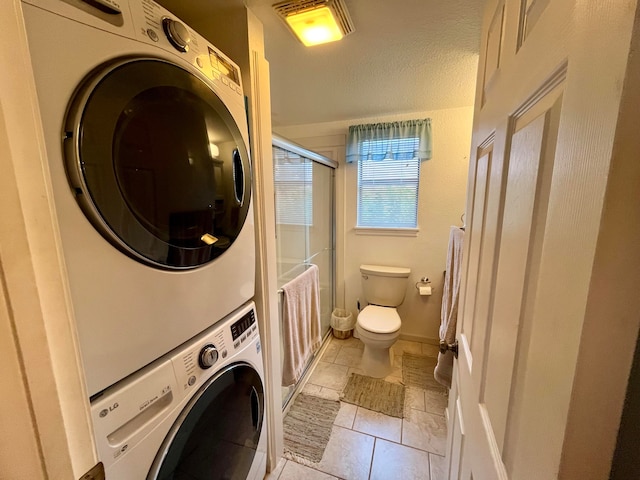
[273,0,355,36]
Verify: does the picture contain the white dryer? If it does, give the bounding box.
[90,301,266,480]
[21,0,256,396]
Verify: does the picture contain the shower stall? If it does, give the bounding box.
[273,135,337,407]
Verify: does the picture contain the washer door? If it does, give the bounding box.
[148,363,264,480]
[65,58,251,269]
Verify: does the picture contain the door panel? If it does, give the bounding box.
[468,145,500,366]
[517,0,551,49]
[481,1,505,106]
[459,147,491,348]
[446,376,466,480]
[486,86,563,456]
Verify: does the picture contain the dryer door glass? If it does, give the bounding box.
[148,363,264,480]
[65,58,251,269]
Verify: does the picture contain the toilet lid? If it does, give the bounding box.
[358,306,401,334]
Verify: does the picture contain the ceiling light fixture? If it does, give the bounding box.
[273,0,355,47]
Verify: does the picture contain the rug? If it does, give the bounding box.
[402,352,449,394]
[340,373,405,418]
[283,393,340,464]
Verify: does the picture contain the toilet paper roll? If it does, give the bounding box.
[419,285,432,296]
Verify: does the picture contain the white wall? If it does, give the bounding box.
[276,106,473,343]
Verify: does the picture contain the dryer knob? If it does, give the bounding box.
[162,17,191,52]
[198,344,218,369]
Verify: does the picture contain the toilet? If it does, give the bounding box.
[356,264,411,378]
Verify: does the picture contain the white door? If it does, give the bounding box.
[446,0,640,478]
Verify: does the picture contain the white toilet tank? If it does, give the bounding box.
[360,264,411,307]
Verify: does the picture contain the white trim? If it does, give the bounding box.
[249,50,284,472]
[1,1,96,477]
[398,333,440,345]
[354,226,420,237]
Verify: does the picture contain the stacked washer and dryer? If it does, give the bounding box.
[21,0,266,478]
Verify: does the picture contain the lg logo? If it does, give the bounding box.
[99,402,119,418]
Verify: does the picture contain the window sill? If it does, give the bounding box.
[354,227,419,237]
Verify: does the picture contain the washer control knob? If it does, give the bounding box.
[198,344,218,369]
[162,17,191,52]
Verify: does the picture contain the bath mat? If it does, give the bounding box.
[283,393,340,464]
[340,373,405,418]
[402,353,448,394]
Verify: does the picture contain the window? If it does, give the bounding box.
[273,146,312,226]
[346,119,432,231]
[357,138,420,228]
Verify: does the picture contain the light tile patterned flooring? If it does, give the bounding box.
[265,336,449,480]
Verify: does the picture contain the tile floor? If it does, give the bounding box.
[266,336,449,480]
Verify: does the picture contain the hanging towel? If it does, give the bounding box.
[434,226,465,388]
[281,264,322,387]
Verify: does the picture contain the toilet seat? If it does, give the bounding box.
[358,305,401,334]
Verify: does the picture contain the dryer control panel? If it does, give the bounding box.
[23,0,245,108]
[132,0,245,105]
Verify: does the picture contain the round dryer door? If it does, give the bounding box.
[148,363,264,480]
[64,58,251,269]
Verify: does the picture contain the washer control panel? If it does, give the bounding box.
[172,308,258,393]
[198,344,218,369]
[231,308,258,350]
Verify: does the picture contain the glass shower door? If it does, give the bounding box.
[273,138,336,407]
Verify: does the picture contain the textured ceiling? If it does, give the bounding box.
[158,0,485,127]
[247,0,484,127]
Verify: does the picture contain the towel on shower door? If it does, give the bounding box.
[434,226,465,388]
[281,264,322,387]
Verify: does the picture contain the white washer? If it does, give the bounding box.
[21,0,256,396]
[90,301,266,480]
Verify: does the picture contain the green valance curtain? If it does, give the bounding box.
[345,119,432,162]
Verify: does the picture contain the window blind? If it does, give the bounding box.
[357,137,420,228]
[273,147,313,226]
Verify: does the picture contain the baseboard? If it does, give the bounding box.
[399,333,439,346]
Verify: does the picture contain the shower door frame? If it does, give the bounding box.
[273,134,337,313]
[272,134,338,408]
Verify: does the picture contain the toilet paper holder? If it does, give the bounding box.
[415,277,432,294]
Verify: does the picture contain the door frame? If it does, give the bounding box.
[558,6,640,474]
[0,1,97,478]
